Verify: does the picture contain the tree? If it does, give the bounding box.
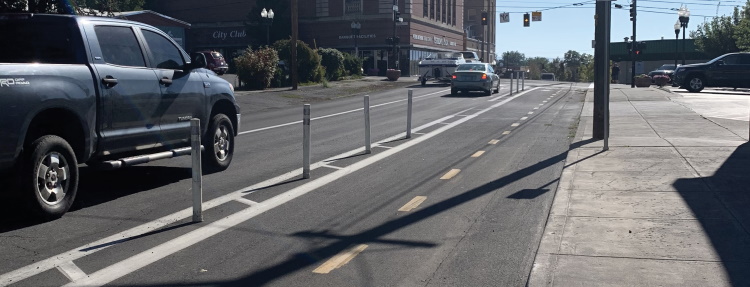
[0,0,143,15]
[525,57,550,80]
[734,1,750,51]
[501,51,525,68]
[577,53,594,82]
[691,10,741,57]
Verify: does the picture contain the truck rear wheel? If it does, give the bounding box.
[23,135,79,219]
[203,114,234,172]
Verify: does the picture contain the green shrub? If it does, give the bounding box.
[273,39,323,83]
[342,52,363,76]
[234,46,278,90]
[317,48,345,80]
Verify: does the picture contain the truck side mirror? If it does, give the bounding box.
[189,53,208,69]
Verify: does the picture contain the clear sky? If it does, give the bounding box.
[493,0,745,59]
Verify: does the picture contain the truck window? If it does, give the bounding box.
[141,29,184,70]
[94,26,146,67]
[0,21,80,64]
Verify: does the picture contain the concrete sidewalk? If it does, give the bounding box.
[529,86,750,286]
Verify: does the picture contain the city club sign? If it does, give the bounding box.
[339,34,377,40]
[412,33,456,46]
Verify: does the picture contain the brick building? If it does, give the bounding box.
[147,0,497,76]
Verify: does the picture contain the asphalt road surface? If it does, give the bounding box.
[0,80,588,287]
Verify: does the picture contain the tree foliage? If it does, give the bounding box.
[501,51,526,67]
[0,0,144,15]
[690,1,750,57]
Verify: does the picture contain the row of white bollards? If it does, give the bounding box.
[301,89,415,177]
[188,89,417,222]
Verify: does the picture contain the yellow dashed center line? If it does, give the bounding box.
[489,139,500,144]
[398,196,427,212]
[528,112,534,115]
[471,151,485,158]
[511,123,520,127]
[502,131,511,135]
[533,107,539,110]
[313,244,369,274]
[543,100,548,103]
[440,169,461,180]
[520,117,528,121]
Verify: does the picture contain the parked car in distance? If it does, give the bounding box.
[541,73,556,81]
[648,64,679,83]
[672,52,750,92]
[450,63,500,96]
[194,50,228,75]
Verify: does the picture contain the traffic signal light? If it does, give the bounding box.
[627,42,633,52]
[481,11,488,25]
[630,0,637,21]
[394,10,401,22]
[523,13,530,27]
[634,41,646,55]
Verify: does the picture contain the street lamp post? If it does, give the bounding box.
[260,8,274,45]
[678,5,690,65]
[674,21,681,70]
[351,21,361,58]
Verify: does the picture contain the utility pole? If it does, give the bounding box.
[291,0,299,90]
[392,0,399,70]
[593,0,612,148]
[630,0,637,88]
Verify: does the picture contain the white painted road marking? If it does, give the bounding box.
[471,151,485,158]
[8,87,542,287]
[238,89,450,135]
[488,139,500,145]
[233,197,259,206]
[56,262,86,282]
[502,131,511,135]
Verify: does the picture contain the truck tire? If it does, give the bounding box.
[203,114,234,172]
[686,75,705,93]
[22,135,79,219]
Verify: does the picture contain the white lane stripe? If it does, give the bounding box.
[0,112,458,286]
[238,89,450,135]
[322,164,344,170]
[63,87,541,287]
[56,261,87,282]
[488,92,511,102]
[234,197,259,206]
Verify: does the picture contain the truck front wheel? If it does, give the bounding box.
[203,114,234,172]
[23,135,79,219]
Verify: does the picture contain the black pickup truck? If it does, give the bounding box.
[0,14,241,219]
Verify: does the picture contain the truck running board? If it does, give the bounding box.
[100,146,204,169]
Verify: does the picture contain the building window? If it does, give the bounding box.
[436,0,440,21]
[430,0,434,19]
[442,0,446,23]
[467,8,477,22]
[423,0,428,18]
[452,0,456,25]
[316,0,329,17]
[446,0,451,25]
[345,0,361,14]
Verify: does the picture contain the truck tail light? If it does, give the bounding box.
[481,74,488,80]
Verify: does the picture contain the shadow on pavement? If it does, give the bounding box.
[0,165,191,233]
[672,142,750,286]
[137,138,593,286]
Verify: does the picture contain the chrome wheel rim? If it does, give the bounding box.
[36,152,69,205]
[689,78,703,90]
[213,124,231,161]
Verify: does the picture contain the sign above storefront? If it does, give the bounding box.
[190,27,250,48]
[339,34,377,40]
[412,33,457,47]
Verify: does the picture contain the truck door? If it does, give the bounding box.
[139,28,205,148]
[87,25,163,155]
